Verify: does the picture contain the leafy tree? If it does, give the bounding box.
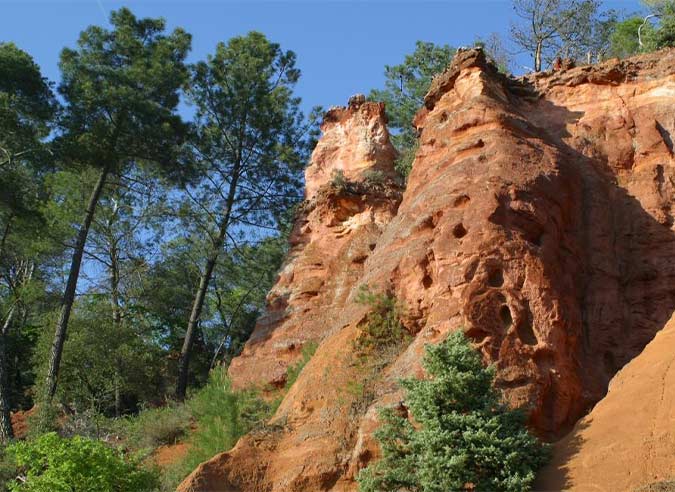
[34,296,165,417]
[369,41,454,178]
[0,42,55,182]
[358,331,548,492]
[175,31,317,400]
[0,42,56,442]
[643,0,675,48]
[511,0,568,71]
[511,0,614,70]
[6,432,158,491]
[44,8,191,402]
[610,16,656,57]
[136,237,203,353]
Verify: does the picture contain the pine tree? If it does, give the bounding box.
[369,41,454,178]
[43,8,191,402]
[175,32,317,400]
[358,331,548,492]
[0,42,56,443]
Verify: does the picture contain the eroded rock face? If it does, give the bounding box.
[228,99,402,391]
[303,99,398,200]
[179,48,675,492]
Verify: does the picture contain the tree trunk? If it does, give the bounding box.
[0,215,13,263]
[110,239,123,417]
[535,41,543,72]
[44,165,111,401]
[0,306,16,442]
[176,162,242,401]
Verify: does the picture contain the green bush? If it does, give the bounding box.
[342,287,410,417]
[354,286,408,354]
[394,140,418,180]
[25,403,61,439]
[361,169,386,186]
[120,403,191,450]
[6,432,159,492]
[358,331,549,492]
[161,367,273,489]
[330,169,348,191]
[283,341,318,392]
[0,447,18,492]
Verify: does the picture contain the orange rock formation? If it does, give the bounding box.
[536,312,675,491]
[179,48,675,492]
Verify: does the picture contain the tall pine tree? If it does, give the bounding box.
[44,8,191,401]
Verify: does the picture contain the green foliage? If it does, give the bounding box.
[32,297,165,416]
[6,432,159,492]
[120,403,191,450]
[354,286,408,354]
[392,141,419,179]
[649,0,675,48]
[283,342,318,392]
[369,41,454,179]
[56,7,191,176]
[607,2,675,57]
[186,30,316,227]
[26,403,61,439]
[330,169,349,191]
[610,17,656,57]
[0,447,18,492]
[340,287,410,417]
[358,331,549,492]
[361,169,386,186]
[161,367,274,488]
[0,42,55,174]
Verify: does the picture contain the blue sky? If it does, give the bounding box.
[1,0,644,117]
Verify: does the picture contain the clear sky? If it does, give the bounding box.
[1,0,644,117]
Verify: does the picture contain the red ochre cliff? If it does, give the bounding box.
[179,48,675,492]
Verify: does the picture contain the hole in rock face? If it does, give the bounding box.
[422,274,433,289]
[499,305,513,328]
[452,223,468,238]
[465,326,489,343]
[516,313,537,346]
[488,267,504,287]
[439,111,449,123]
[369,243,376,251]
[453,195,471,208]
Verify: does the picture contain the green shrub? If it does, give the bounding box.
[330,169,348,191]
[394,141,418,180]
[120,403,191,450]
[361,169,386,186]
[358,331,549,492]
[283,341,318,392]
[162,367,273,488]
[354,286,408,354]
[342,287,410,418]
[25,403,60,439]
[6,432,159,492]
[0,447,18,492]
